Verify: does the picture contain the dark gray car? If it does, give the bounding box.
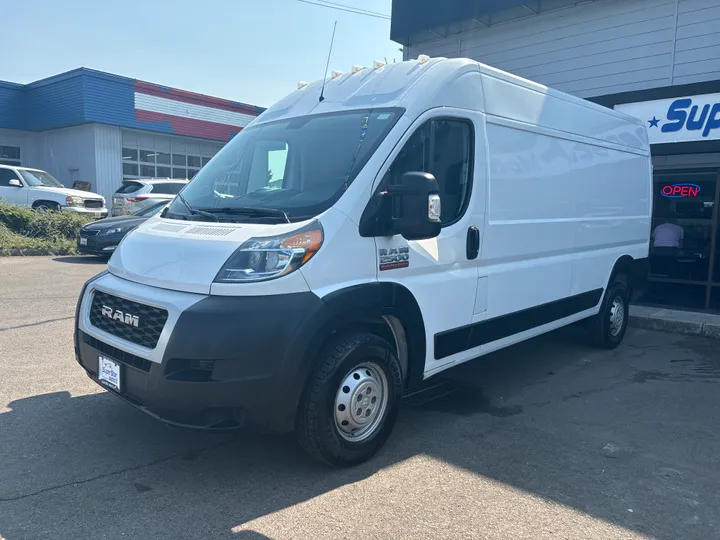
[78,201,167,256]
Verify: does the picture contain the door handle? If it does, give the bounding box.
[466,226,480,260]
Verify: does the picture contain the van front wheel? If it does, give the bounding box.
[588,276,629,349]
[295,332,402,467]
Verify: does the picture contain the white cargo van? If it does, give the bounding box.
[74,57,652,466]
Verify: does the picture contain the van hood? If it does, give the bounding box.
[107,217,310,295]
[34,186,105,200]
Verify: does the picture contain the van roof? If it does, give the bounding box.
[252,56,645,130]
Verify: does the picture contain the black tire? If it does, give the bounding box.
[33,201,59,213]
[588,275,629,349]
[295,332,402,467]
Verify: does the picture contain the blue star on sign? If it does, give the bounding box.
[648,116,660,128]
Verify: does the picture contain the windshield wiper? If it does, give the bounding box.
[176,192,219,222]
[199,207,291,223]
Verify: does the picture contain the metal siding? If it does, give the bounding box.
[412,38,461,59]
[674,70,720,85]
[83,73,262,141]
[673,0,720,84]
[93,124,123,202]
[0,84,24,130]
[2,68,263,140]
[83,75,174,135]
[32,125,97,189]
[0,128,37,166]
[406,0,720,98]
[24,76,86,131]
[410,0,676,98]
[459,0,675,60]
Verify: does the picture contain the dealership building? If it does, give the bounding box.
[393,0,720,311]
[0,68,265,203]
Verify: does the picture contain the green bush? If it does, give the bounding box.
[0,202,93,256]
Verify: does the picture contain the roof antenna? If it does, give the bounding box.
[319,21,337,103]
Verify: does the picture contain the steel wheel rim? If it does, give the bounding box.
[609,296,625,337]
[35,205,49,214]
[334,362,389,442]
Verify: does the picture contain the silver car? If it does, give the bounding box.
[111,178,188,216]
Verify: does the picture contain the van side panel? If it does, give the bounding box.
[479,68,648,152]
[474,73,651,336]
[572,147,651,296]
[481,122,574,318]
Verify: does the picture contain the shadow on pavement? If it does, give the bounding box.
[1,327,719,539]
[52,256,109,265]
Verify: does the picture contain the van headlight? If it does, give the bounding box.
[214,222,323,283]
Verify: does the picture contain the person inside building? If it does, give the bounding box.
[652,220,684,249]
[650,220,684,278]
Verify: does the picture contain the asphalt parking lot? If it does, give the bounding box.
[1,256,720,540]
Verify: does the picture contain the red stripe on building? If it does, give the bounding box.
[134,81,262,116]
[135,110,243,141]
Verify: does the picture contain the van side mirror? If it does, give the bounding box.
[359,171,442,241]
[8,179,22,187]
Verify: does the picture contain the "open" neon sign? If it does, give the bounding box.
[661,183,701,198]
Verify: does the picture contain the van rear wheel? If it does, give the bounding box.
[588,275,629,349]
[295,332,402,467]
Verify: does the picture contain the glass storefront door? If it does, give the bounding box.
[643,169,720,311]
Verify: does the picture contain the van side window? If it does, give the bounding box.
[0,169,20,187]
[383,118,473,225]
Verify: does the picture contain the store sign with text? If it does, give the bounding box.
[660,183,700,198]
[615,92,720,144]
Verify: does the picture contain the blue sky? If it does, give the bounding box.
[2,0,400,108]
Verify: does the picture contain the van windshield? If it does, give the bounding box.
[165,108,403,223]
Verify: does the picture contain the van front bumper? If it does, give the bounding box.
[75,273,326,432]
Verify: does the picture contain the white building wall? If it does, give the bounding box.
[0,128,41,167]
[32,124,97,191]
[93,124,123,203]
[406,0,720,98]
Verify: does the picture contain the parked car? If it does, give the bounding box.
[111,178,188,216]
[0,165,107,218]
[78,201,168,256]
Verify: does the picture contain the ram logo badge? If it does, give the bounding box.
[379,246,410,271]
[101,305,140,327]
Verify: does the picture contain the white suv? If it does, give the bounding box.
[111,178,189,216]
[0,165,108,218]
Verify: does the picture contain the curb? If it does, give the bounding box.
[629,309,720,340]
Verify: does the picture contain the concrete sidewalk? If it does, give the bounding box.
[630,304,720,340]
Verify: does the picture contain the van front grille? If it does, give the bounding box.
[89,291,168,349]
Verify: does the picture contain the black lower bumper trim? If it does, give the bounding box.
[76,290,326,432]
[83,332,151,372]
[84,370,246,430]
